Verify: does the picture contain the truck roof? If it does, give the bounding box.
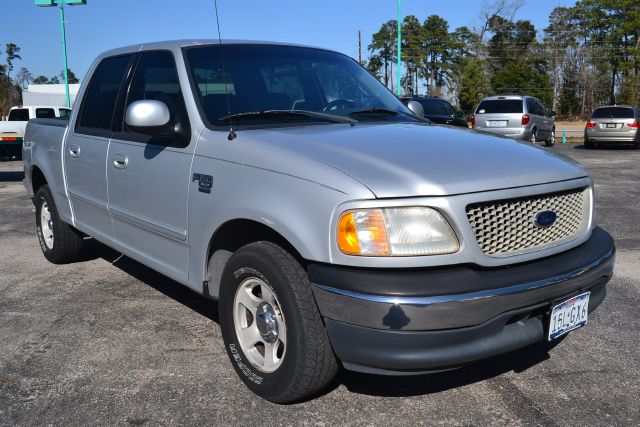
[98,39,339,59]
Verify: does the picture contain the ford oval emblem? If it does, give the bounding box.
[534,210,557,228]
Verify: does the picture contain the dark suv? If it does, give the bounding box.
[400,96,468,128]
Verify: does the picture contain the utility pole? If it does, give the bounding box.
[358,30,362,64]
[59,1,70,107]
[396,0,402,96]
[36,0,87,108]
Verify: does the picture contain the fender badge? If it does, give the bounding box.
[192,173,213,194]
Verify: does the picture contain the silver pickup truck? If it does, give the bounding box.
[23,40,615,403]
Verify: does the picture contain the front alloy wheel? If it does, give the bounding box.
[545,130,555,147]
[234,277,287,373]
[219,241,338,404]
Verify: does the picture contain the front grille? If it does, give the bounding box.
[466,187,591,257]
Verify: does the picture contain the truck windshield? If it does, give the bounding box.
[184,44,416,127]
[8,109,29,121]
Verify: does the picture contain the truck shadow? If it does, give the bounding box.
[339,338,564,397]
[81,236,563,399]
[81,238,219,323]
[0,171,25,182]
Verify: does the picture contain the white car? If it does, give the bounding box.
[1,105,71,159]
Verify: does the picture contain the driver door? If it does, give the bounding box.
[106,50,194,283]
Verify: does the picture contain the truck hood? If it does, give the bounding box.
[251,123,588,198]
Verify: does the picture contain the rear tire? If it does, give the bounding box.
[584,139,596,149]
[219,241,338,404]
[35,185,84,264]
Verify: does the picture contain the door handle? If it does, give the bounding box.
[68,144,80,158]
[112,154,128,170]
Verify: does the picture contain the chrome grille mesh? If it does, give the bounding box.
[466,188,590,257]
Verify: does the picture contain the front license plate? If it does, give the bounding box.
[487,120,507,127]
[606,123,617,128]
[548,292,590,341]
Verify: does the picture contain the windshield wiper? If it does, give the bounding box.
[219,110,357,125]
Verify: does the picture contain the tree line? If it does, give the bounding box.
[0,42,79,117]
[365,0,639,118]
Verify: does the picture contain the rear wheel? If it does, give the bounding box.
[219,241,338,403]
[35,185,84,264]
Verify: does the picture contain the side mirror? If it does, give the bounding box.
[125,100,171,133]
[407,100,424,118]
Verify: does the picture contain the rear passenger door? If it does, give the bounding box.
[106,50,193,283]
[65,54,134,242]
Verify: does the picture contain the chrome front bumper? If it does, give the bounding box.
[309,227,615,374]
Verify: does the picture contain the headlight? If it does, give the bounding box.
[337,207,459,256]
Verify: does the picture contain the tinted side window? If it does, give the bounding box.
[8,109,29,121]
[122,51,190,146]
[77,55,132,133]
[525,98,536,114]
[535,100,548,116]
[421,99,456,116]
[35,108,56,119]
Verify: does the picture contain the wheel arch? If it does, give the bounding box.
[204,218,307,299]
[30,165,48,197]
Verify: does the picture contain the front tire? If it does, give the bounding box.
[219,242,338,404]
[545,129,555,146]
[35,185,83,264]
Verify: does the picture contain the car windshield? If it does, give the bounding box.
[591,107,634,119]
[184,44,416,127]
[419,99,457,116]
[476,100,523,114]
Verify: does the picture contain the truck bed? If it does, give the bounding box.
[23,118,71,218]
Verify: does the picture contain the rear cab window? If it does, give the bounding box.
[35,108,56,119]
[8,109,29,121]
[58,108,72,119]
[75,54,134,136]
[591,107,634,119]
[476,100,523,114]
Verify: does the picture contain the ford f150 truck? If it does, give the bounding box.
[22,40,615,404]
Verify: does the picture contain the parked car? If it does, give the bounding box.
[584,105,639,149]
[1,105,71,159]
[400,95,468,128]
[23,40,614,404]
[472,95,556,146]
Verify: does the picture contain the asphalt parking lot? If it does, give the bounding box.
[1,143,638,426]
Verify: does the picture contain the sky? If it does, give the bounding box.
[2,0,570,82]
